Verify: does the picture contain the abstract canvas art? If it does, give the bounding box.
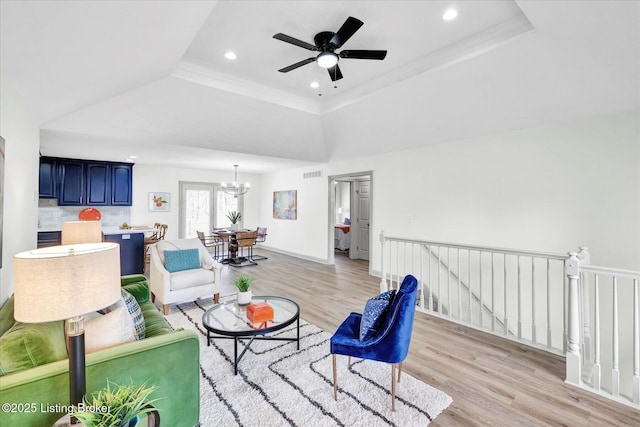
[273,190,297,220]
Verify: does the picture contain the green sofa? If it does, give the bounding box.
[0,274,200,427]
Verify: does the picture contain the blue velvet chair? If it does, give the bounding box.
[330,274,418,411]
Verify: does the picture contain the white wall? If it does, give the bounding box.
[130,164,261,240]
[260,110,640,272]
[0,70,40,305]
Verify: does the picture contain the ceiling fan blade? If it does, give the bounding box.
[273,33,317,51]
[278,58,315,73]
[327,64,343,81]
[339,50,387,60]
[330,16,363,48]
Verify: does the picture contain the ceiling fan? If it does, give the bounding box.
[273,16,387,82]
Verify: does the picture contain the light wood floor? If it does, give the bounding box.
[216,249,640,426]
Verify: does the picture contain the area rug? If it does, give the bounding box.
[166,299,452,427]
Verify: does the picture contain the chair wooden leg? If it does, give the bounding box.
[391,364,397,412]
[162,304,169,315]
[151,292,156,303]
[214,292,220,304]
[332,354,338,400]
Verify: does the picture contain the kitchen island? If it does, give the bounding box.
[102,227,154,275]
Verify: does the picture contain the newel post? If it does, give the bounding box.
[565,251,582,385]
[380,231,388,292]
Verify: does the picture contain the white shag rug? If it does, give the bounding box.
[166,299,452,427]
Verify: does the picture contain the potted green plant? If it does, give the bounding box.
[226,210,242,231]
[73,380,158,427]
[233,274,254,306]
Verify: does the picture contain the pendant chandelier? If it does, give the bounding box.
[221,164,250,198]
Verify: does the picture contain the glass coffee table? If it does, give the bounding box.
[202,296,300,374]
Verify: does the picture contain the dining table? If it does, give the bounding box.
[213,229,254,265]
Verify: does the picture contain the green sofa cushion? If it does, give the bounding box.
[121,277,150,304]
[0,320,66,376]
[0,295,15,337]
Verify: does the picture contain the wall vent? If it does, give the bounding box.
[303,170,322,179]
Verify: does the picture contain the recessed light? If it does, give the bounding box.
[129,155,137,159]
[224,51,237,60]
[310,81,319,89]
[443,9,458,21]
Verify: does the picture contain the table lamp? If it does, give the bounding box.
[13,242,121,417]
[61,220,103,244]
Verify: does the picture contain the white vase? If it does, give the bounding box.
[237,290,252,305]
[230,223,239,231]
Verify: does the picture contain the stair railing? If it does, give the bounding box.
[379,231,568,354]
[566,250,640,407]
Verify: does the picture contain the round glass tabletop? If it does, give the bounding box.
[202,296,299,337]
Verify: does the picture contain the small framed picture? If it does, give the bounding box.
[149,192,170,212]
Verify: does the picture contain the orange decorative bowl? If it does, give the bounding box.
[78,208,102,221]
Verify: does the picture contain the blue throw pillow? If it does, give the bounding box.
[344,217,351,225]
[359,289,396,341]
[121,289,145,340]
[164,249,200,273]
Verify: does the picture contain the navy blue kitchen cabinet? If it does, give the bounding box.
[103,232,144,275]
[58,160,85,205]
[86,162,110,205]
[38,158,58,199]
[40,157,133,206]
[110,163,133,206]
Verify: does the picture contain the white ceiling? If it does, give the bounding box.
[1,1,638,174]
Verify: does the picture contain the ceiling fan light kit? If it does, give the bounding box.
[317,51,338,68]
[274,16,387,82]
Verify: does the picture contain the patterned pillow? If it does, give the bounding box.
[359,289,396,341]
[163,249,201,273]
[121,289,145,340]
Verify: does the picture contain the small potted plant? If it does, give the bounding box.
[233,274,254,306]
[73,380,158,427]
[226,211,242,231]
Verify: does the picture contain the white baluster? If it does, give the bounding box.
[457,248,461,321]
[480,251,484,328]
[504,254,509,335]
[518,255,522,340]
[633,278,639,404]
[532,257,537,344]
[566,252,581,385]
[592,275,601,391]
[379,231,387,292]
[491,252,496,332]
[612,276,619,397]
[547,259,552,348]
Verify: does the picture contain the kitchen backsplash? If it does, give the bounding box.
[38,200,131,230]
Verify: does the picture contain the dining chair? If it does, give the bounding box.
[330,274,418,411]
[251,227,268,260]
[231,230,258,267]
[197,230,224,260]
[144,223,167,272]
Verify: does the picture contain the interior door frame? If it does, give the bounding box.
[327,171,373,272]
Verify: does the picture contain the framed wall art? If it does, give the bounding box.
[273,190,297,220]
[149,192,170,212]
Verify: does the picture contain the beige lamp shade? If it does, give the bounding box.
[13,242,121,323]
[61,220,103,245]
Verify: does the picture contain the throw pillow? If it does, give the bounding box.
[84,304,136,353]
[0,320,66,375]
[359,289,396,341]
[164,249,201,273]
[120,289,145,340]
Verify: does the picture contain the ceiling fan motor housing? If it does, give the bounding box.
[314,31,337,51]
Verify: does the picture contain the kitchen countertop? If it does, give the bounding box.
[101,226,156,236]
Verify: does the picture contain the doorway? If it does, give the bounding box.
[328,172,372,269]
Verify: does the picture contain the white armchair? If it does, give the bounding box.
[149,238,223,315]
